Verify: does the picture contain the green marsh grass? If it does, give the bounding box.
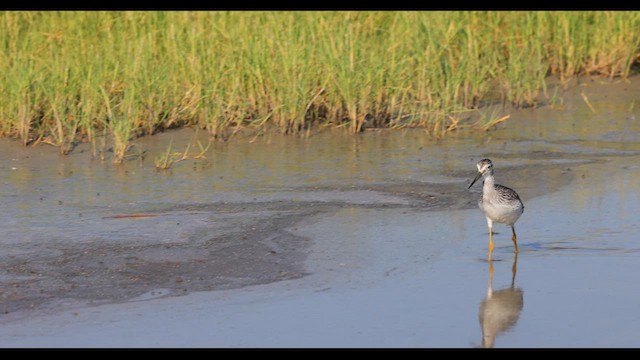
[0,11,639,160]
[154,131,212,170]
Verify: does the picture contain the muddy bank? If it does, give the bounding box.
[0,208,313,316]
[0,156,597,320]
[0,153,639,347]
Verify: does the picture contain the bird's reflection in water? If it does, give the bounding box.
[478,253,523,348]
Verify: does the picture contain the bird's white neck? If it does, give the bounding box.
[482,174,496,194]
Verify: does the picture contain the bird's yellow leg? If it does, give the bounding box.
[511,225,519,254]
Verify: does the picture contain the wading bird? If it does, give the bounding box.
[468,159,524,258]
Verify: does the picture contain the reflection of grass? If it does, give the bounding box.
[474,113,511,132]
[580,92,597,114]
[0,11,638,155]
[154,132,212,170]
[154,139,176,170]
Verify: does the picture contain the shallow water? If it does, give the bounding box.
[0,78,639,347]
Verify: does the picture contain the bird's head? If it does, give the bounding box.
[468,159,494,189]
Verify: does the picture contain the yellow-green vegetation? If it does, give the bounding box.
[154,132,211,170]
[0,11,639,161]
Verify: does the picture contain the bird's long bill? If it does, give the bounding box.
[468,172,482,189]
